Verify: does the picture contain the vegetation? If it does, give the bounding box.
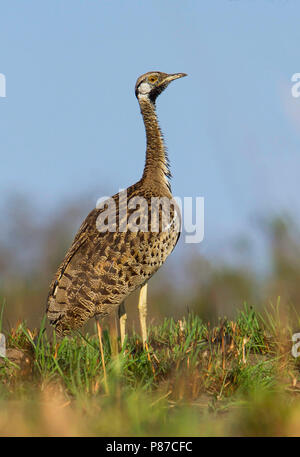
[2,195,300,435]
[1,302,300,436]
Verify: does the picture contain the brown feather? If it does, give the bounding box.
[46,71,185,336]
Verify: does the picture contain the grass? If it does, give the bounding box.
[1,302,300,436]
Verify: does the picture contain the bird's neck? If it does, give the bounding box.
[139,97,171,192]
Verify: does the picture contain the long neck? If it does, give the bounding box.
[139,97,171,191]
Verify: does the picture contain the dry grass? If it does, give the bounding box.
[1,303,300,436]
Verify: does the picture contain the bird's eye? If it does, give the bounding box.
[148,75,158,84]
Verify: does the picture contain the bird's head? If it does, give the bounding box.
[135,71,187,103]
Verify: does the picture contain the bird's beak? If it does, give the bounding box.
[160,73,188,85]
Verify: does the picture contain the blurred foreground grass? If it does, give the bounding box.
[1,301,300,437]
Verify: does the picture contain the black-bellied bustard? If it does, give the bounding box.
[47,71,187,348]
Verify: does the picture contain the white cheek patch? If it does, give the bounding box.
[138,82,151,95]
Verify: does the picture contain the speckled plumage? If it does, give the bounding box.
[47,71,186,336]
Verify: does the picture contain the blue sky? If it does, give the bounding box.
[1,1,300,270]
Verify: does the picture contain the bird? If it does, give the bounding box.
[46,71,187,348]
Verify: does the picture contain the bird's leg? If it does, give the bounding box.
[95,315,109,394]
[118,301,127,347]
[138,283,148,348]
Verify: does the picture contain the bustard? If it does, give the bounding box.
[47,71,187,347]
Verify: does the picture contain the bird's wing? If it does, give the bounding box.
[47,195,119,305]
[46,195,124,335]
